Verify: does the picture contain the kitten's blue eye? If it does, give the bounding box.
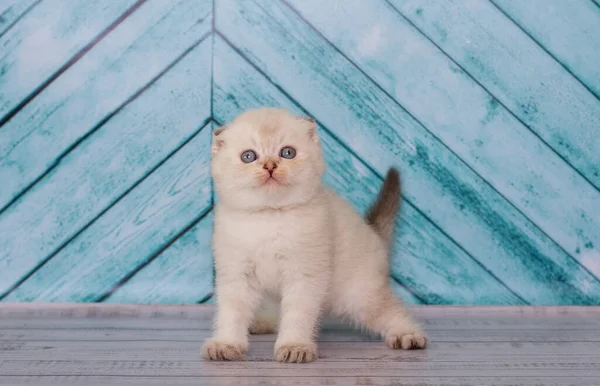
[241,150,257,163]
[280,147,296,159]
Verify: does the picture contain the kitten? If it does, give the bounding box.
[203,108,426,363]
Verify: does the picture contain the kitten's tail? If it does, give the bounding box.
[365,168,401,245]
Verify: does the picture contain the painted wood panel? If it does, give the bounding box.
[388,0,600,192]
[0,0,212,213]
[2,305,600,385]
[215,0,600,304]
[212,36,523,305]
[0,39,212,298]
[0,0,139,123]
[8,339,600,362]
[491,0,600,99]
[4,122,212,302]
[6,377,600,386]
[106,211,214,304]
[0,0,38,37]
[286,0,600,281]
[0,0,598,305]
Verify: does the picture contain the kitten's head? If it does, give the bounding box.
[211,108,325,210]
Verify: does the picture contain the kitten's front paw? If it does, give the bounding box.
[385,331,427,350]
[202,339,246,361]
[274,342,317,363]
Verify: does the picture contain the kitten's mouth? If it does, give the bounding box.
[264,175,279,185]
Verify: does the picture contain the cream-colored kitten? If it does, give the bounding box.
[203,108,426,363]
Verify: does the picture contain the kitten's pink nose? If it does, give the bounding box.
[263,160,277,174]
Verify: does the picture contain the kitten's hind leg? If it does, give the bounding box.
[335,283,427,350]
[249,296,279,334]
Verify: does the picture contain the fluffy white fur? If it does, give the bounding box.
[203,108,426,363]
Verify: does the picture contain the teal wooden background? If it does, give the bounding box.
[0,0,599,305]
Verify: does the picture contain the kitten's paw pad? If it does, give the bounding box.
[202,339,246,361]
[249,318,278,334]
[274,342,317,363]
[385,332,427,350]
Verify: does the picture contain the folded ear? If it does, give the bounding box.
[212,126,227,156]
[296,116,318,142]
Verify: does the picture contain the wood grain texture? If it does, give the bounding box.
[287,0,600,280]
[5,340,600,362]
[491,0,600,99]
[388,0,600,191]
[3,312,598,330]
[4,326,600,343]
[0,304,598,383]
[0,0,38,37]
[212,36,522,305]
[3,361,591,378]
[3,123,212,303]
[2,303,600,317]
[105,211,214,304]
[0,39,212,297]
[215,0,600,304]
[3,376,599,386]
[0,0,138,122]
[1,351,599,376]
[0,0,212,212]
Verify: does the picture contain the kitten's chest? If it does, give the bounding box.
[248,218,288,294]
[223,209,301,250]
[217,209,307,292]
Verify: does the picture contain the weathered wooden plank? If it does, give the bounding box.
[3,303,600,318]
[0,0,38,37]
[287,0,600,281]
[0,0,138,122]
[0,39,212,297]
[1,358,598,377]
[212,37,522,305]
[0,0,212,212]
[388,0,600,191]
[3,314,600,330]
[105,212,214,304]
[4,340,600,362]
[4,123,212,303]
[3,326,600,344]
[1,376,598,386]
[491,0,600,98]
[215,0,600,304]
[2,314,598,331]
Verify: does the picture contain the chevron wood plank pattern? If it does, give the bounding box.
[106,211,214,304]
[0,0,39,37]
[0,39,212,298]
[212,36,523,305]
[287,0,600,280]
[215,0,600,305]
[0,0,599,306]
[389,0,600,191]
[0,0,139,123]
[0,0,212,213]
[4,122,212,303]
[492,0,600,99]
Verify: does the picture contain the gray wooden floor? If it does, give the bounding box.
[1,304,599,385]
